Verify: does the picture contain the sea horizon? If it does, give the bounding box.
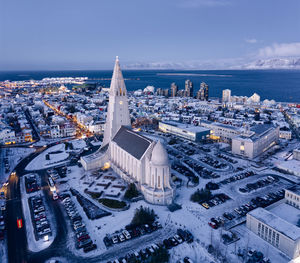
[1,69,300,103]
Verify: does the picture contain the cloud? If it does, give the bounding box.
[177,0,231,8]
[258,42,300,57]
[245,38,258,44]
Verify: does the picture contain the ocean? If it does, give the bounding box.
[0,70,300,103]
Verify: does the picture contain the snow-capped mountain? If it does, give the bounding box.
[242,57,300,69]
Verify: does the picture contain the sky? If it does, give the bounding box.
[0,0,300,70]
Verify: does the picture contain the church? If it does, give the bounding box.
[81,57,174,205]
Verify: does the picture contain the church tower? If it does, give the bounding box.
[101,56,131,148]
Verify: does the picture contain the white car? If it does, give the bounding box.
[52,191,58,200]
[112,236,118,244]
[118,233,125,242]
[122,230,131,240]
[174,234,183,243]
[73,222,85,230]
[39,228,51,235]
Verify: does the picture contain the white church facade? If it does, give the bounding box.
[81,57,174,205]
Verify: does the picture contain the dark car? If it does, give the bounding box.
[163,238,173,249]
[83,243,97,253]
[177,229,193,243]
[103,236,112,247]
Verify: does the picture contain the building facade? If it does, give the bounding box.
[200,120,241,143]
[197,82,209,101]
[232,124,279,159]
[222,89,231,103]
[159,121,210,142]
[185,80,193,97]
[247,207,300,259]
[170,82,178,97]
[285,185,300,209]
[279,127,292,140]
[293,149,300,161]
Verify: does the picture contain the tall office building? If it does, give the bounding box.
[185,79,193,97]
[222,89,231,103]
[170,82,178,97]
[163,89,169,97]
[197,82,209,101]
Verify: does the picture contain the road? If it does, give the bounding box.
[5,144,59,263]
[24,109,40,141]
[5,142,171,263]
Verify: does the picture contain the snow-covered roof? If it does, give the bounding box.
[248,207,300,241]
[161,121,210,133]
[286,185,300,196]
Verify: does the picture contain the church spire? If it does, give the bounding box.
[101,57,131,148]
[110,56,127,96]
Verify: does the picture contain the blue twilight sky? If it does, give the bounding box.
[0,0,300,70]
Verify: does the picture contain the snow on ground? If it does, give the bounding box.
[232,224,291,263]
[0,147,35,184]
[33,137,74,147]
[170,242,215,263]
[26,144,69,171]
[20,175,55,252]
[276,159,300,176]
[52,139,298,263]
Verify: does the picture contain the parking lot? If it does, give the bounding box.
[106,228,194,263]
[28,195,52,240]
[208,188,285,230]
[60,192,97,253]
[103,221,163,248]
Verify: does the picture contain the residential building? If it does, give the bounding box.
[197,82,209,101]
[222,89,231,103]
[0,127,16,145]
[185,80,193,97]
[170,82,178,97]
[279,127,292,140]
[285,185,300,209]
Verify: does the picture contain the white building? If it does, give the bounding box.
[285,185,300,209]
[279,127,292,140]
[222,89,231,103]
[247,207,300,259]
[0,127,16,145]
[232,124,279,159]
[159,121,210,142]
[87,121,105,134]
[293,149,300,161]
[50,124,76,138]
[76,113,93,126]
[81,57,174,205]
[200,120,241,143]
